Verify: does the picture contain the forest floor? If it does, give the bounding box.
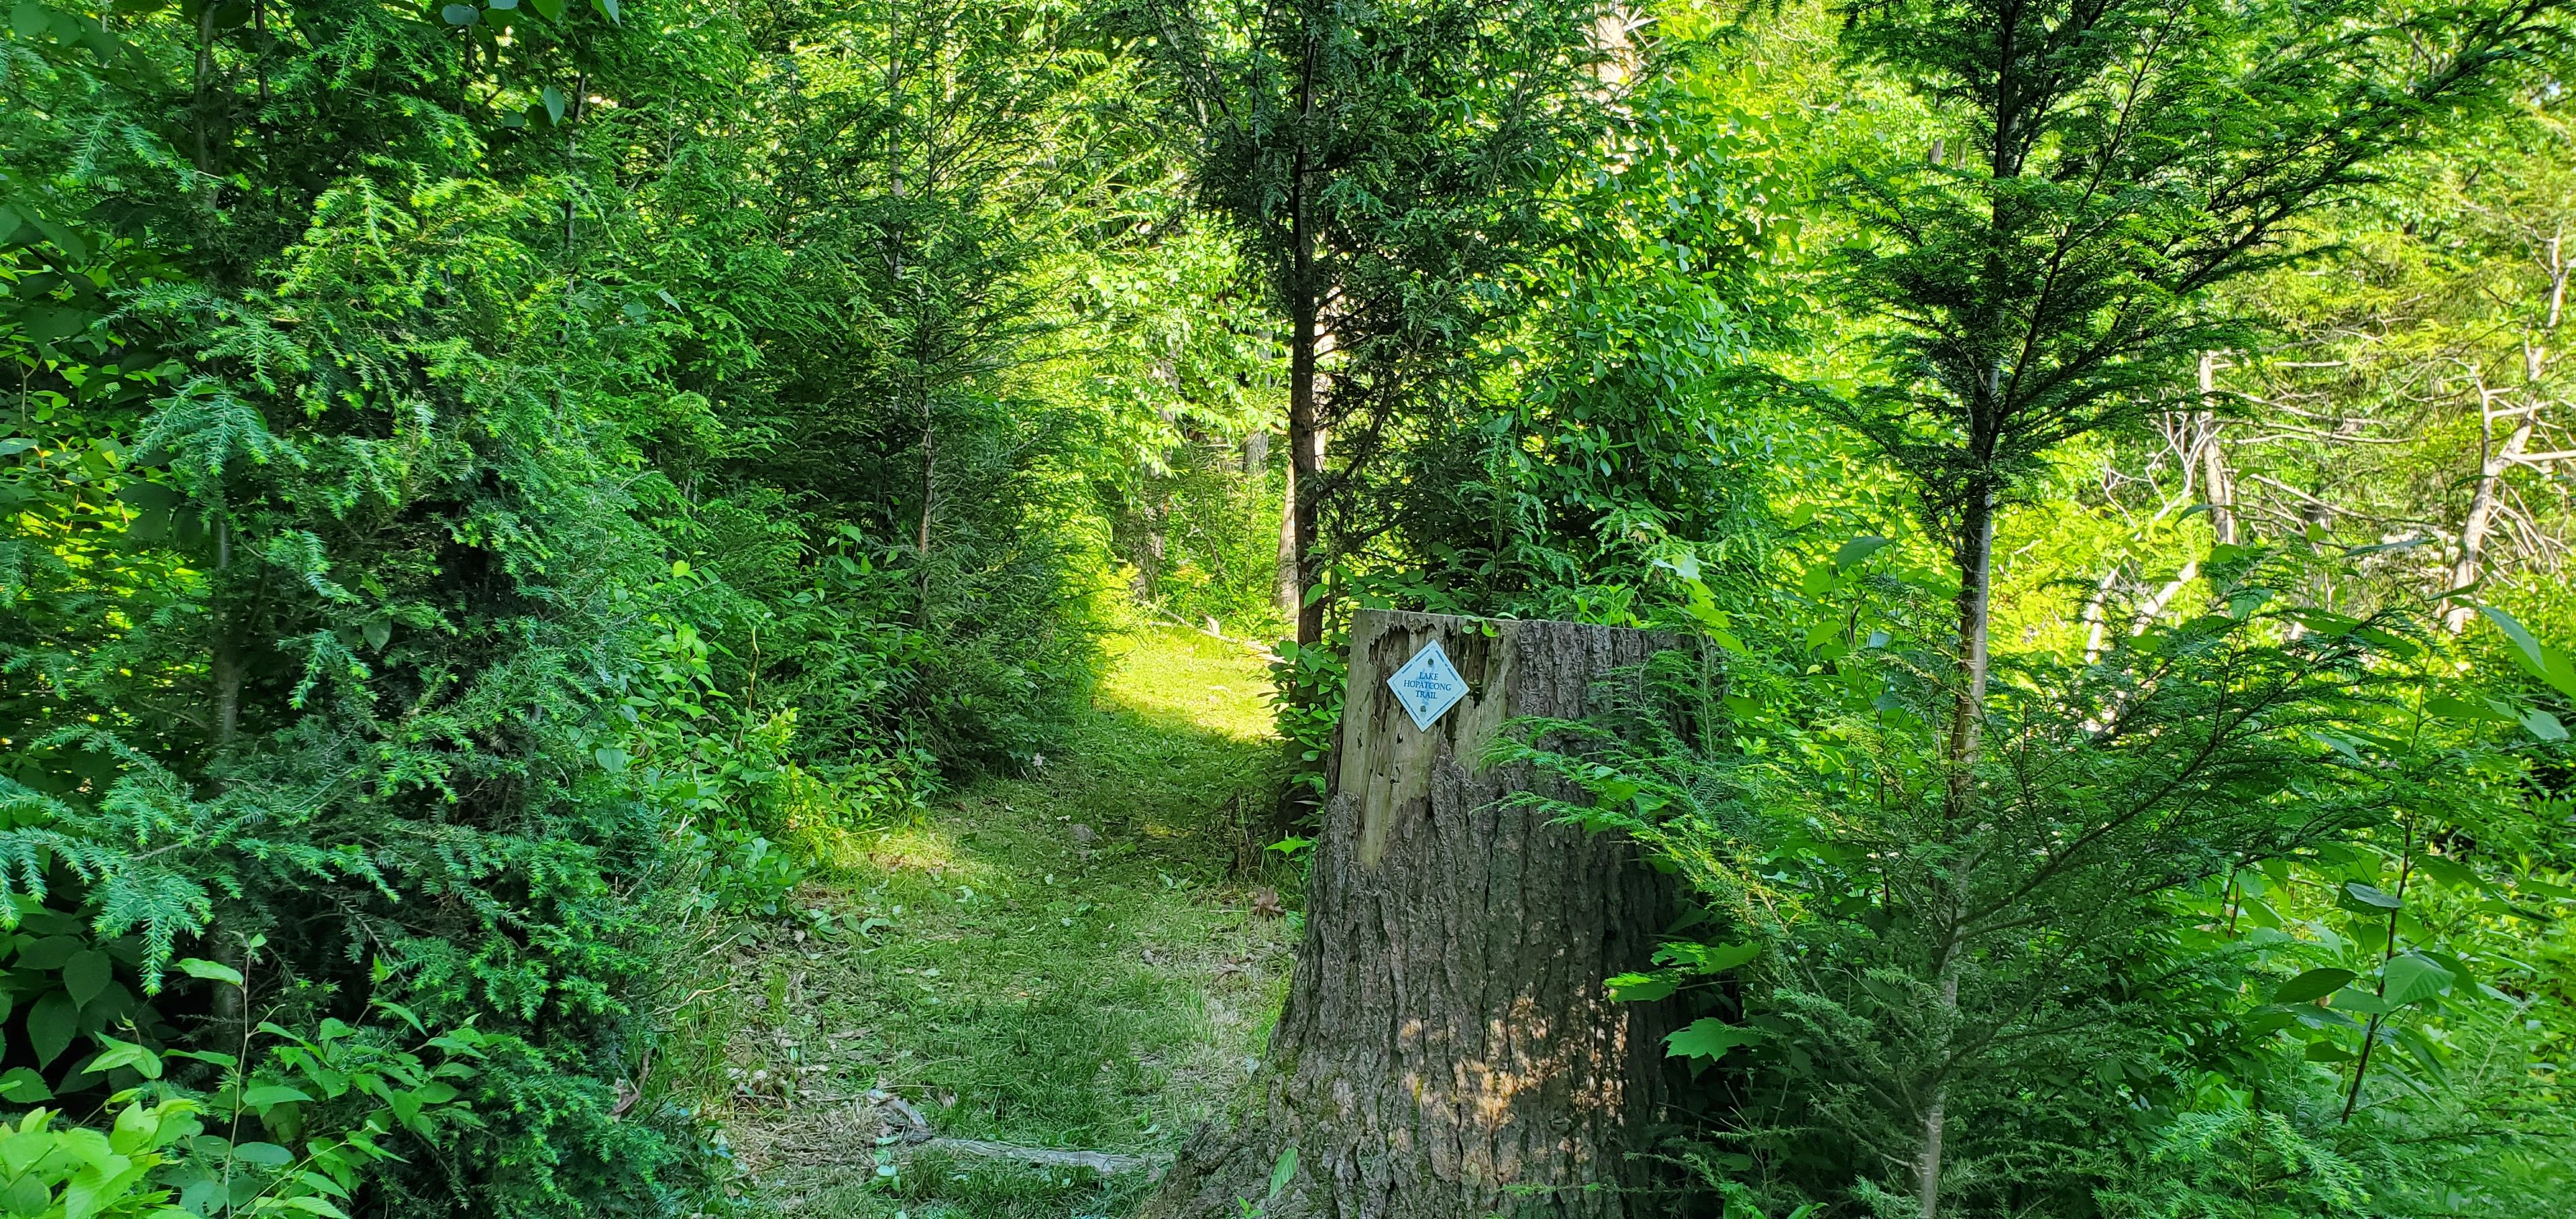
[707,627,1299,1218]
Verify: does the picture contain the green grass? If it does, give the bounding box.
[714,627,1298,1218]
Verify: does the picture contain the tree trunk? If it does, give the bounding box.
[2197,353,2237,547]
[1277,442,1302,624]
[2445,401,2535,631]
[1144,610,1682,1219]
[1286,239,1324,648]
[1285,49,1327,649]
[1921,483,1996,1218]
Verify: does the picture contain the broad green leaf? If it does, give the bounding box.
[177,957,244,986]
[1654,941,1760,973]
[2272,967,2356,1004]
[1831,535,1890,572]
[592,0,619,23]
[79,1036,160,1081]
[0,1067,52,1103]
[2382,953,2454,1005]
[2393,1024,2449,1085]
[2520,708,2566,741]
[2327,988,2395,1016]
[2411,855,2480,889]
[63,950,110,1008]
[1666,1017,1763,1061]
[28,992,76,1067]
[1605,972,1677,1002]
[2342,882,2403,910]
[2424,695,2512,724]
[244,1085,314,1107]
[16,935,82,970]
[1265,1145,1297,1203]
[440,3,478,24]
[2479,606,2576,698]
[232,1142,294,1166]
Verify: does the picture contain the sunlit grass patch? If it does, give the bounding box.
[712,627,1299,1216]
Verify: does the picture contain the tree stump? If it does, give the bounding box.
[1145,610,1682,1219]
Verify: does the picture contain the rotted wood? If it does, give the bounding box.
[1143,609,1684,1219]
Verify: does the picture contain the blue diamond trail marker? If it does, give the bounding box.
[1387,639,1471,731]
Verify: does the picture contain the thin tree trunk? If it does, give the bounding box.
[2445,395,2535,632]
[2132,558,2201,635]
[2198,352,2237,546]
[1285,47,1327,649]
[916,386,936,617]
[193,4,218,174]
[2444,235,2561,631]
[1277,453,1301,622]
[1920,482,1996,1219]
[1945,487,1995,814]
[209,517,248,1040]
[1145,611,1682,1219]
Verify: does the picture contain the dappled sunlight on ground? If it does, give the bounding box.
[1099,629,1281,743]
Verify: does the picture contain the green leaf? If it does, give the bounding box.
[2342,882,2403,910]
[2327,988,2396,1016]
[27,217,85,262]
[1665,1017,1764,1062]
[28,991,76,1067]
[2520,708,2566,741]
[2392,1024,2449,1085]
[2412,855,2480,889]
[16,933,81,970]
[2478,606,2576,699]
[244,1084,314,1107]
[590,0,618,24]
[440,3,478,23]
[1265,1145,1296,1203]
[526,0,561,16]
[1653,941,1760,973]
[176,957,245,986]
[232,1142,294,1166]
[1605,972,1677,1002]
[2273,967,2357,1004]
[0,1067,52,1103]
[2424,695,2513,724]
[2303,1038,2356,1063]
[2382,953,2453,1005]
[63,949,111,1008]
[1831,535,1890,572]
[20,305,89,343]
[543,85,567,124]
[79,1035,161,1081]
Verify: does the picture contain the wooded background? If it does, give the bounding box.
[3,0,2573,1215]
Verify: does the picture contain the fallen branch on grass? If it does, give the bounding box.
[922,1138,1163,1175]
[867,1089,1166,1176]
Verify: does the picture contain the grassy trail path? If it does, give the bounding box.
[719,628,1296,1218]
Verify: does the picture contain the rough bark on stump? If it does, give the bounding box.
[1144,610,1681,1219]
